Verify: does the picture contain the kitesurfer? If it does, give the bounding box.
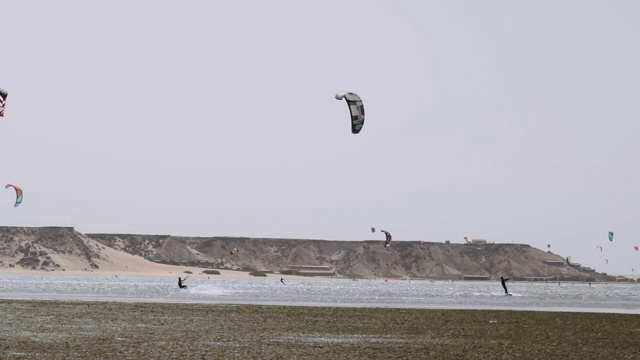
[280,277,285,284]
[500,276,510,295]
[178,277,188,289]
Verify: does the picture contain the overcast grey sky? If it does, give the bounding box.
[1,1,639,274]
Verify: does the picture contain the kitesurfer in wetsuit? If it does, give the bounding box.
[178,277,188,289]
[280,277,285,284]
[500,276,510,295]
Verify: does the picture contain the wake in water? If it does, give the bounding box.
[188,284,232,297]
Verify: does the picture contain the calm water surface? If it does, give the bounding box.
[0,275,638,314]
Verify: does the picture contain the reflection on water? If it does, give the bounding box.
[0,275,638,314]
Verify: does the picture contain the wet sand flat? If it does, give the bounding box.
[0,300,638,359]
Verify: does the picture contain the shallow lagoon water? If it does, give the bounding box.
[0,274,638,314]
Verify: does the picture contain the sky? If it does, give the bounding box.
[1,1,639,275]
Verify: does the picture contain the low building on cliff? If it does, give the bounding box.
[284,265,336,276]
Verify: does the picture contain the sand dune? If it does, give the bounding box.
[0,238,314,280]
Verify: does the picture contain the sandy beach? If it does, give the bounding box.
[0,241,315,281]
[0,267,313,281]
[0,299,638,360]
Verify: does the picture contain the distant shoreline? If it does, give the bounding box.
[0,268,638,284]
[0,267,316,280]
[1,226,632,281]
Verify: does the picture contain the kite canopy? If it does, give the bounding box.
[371,227,376,233]
[335,92,364,134]
[596,245,603,252]
[380,230,392,247]
[0,88,7,117]
[608,231,614,241]
[5,184,22,207]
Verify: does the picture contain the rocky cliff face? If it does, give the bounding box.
[0,226,104,270]
[0,227,619,281]
[87,232,612,281]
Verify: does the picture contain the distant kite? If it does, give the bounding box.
[5,184,22,207]
[371,227,376,233]
[335,92,364,134]
[608,231,614,242]
[381,230,392,248]
[0,88,7,117]
[596,245,603,252]
[463,236,469,243]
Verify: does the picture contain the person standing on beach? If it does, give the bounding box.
[500,276,510,295]
[178,277,188,289]
[280,277,285,284]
